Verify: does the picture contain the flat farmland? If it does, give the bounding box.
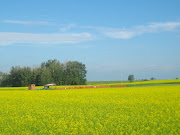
[0,86,179,134]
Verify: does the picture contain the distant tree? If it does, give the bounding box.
[0,72,9,86]
[31,68,41,85]
[39,59,63,85]
[142,79,148,81]
[46,59,63,85]
[40,67,53,85]
[0,72,3,85]
[128,75,134,82]
[63,61,87,85]
[20,67,32,86]
[9,66,32,87]
[150,77,156,80]
[0,73,10,87]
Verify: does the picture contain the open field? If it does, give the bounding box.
[0,85,179,134]
[87,79,180,85]
[86,81,130,85]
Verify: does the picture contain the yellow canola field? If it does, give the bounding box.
[0,85,179,134]
[104,79,180,86]
[0,86,28,90]
[52,79,180,89]
[0,79,179,90]
[0,86,44,90]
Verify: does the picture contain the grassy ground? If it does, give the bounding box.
[0,85,179,134]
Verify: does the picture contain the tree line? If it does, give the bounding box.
[0,59,87,87]
[128,74,156,82]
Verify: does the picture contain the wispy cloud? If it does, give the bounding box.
[1,20,180,42]
[0,32,95,46]
[59,24,76,32]
[1,20,54,26]
[83,21,180,39]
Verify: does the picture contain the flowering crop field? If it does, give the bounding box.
[0,86,179,134]
[97,79,180,86]
[87,79,180,86]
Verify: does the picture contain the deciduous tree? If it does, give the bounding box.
[128,75,134,82]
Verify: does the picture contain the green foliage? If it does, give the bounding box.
[8,66,32,87]
[31,68,41,85]
[42,59,63,85]
[0,59,87,87]
[128,74,135,82]
[0,72,3,85]
[0,72,11,86]
[40,67,53,85]
[150,77,156,80]
[63,61,87,85]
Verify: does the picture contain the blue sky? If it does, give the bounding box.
[0,0,180,81]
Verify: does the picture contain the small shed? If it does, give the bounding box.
[28,84,35,90]
[44,83,56,89]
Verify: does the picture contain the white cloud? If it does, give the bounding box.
[1,20,54,26]
[83,21,180,39]
[59,24,76,32]
[0,32,95,46]
[1,20,180,41]
[105,31,135,39]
